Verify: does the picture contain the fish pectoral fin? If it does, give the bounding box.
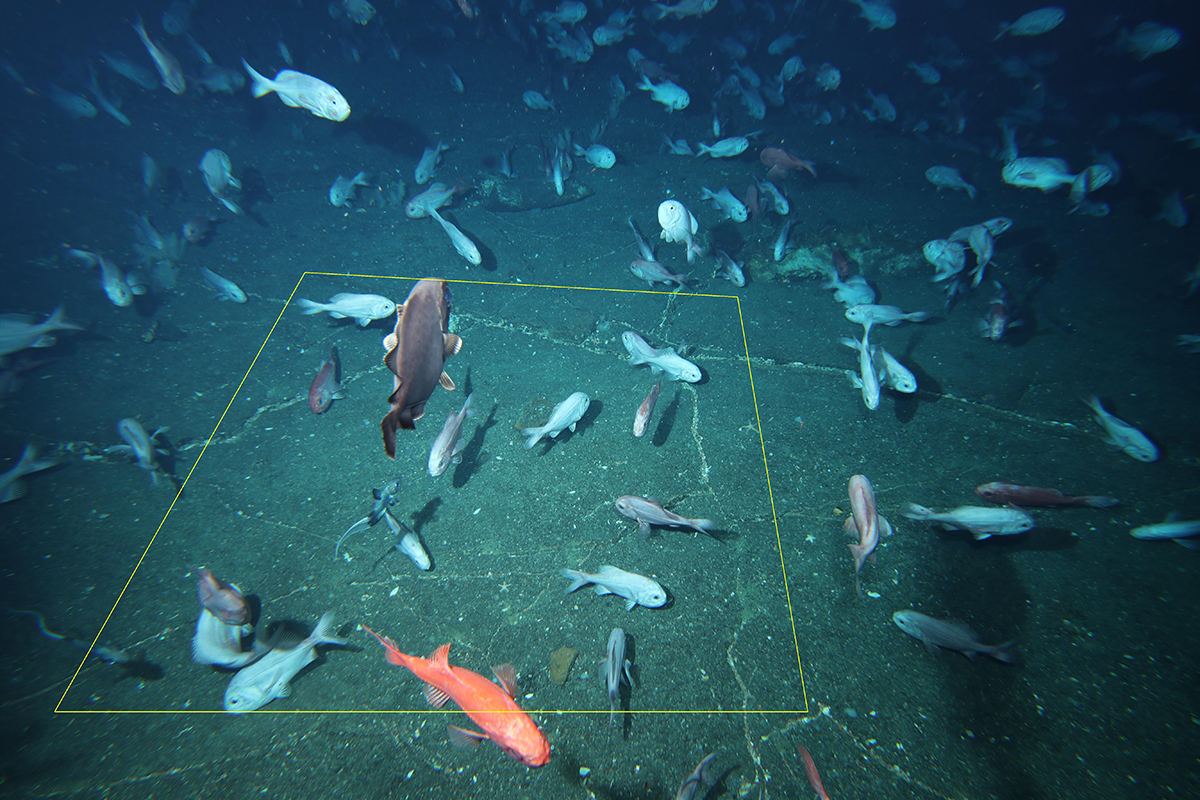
[446,725,488,751]
[492,663,519,698]
[443,333,463,357]
[638,520,652,540]
[624,598,637,611]
[439,371,456,391]
[422,684,451,709]
[275,682,292,698]
[970,531,992,541]
[922,638,941,656]
[382,332,398,352]
[568,422,577,432]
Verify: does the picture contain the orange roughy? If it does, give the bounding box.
[361,626,550,768]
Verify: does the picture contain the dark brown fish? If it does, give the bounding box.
[380,279,462,458]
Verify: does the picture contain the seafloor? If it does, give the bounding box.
[2,23,1198,800]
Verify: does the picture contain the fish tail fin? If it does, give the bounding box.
[521,427,545,449]
[1083,495,1120,509]
[559,568,589,594]
[1081,394,1102,413]
[297,299,325,314]
[361,625,407,666]
[991,640,1018,664]
[690,519,717,534]
[381,414,400,459]
[241,59,274,97]
[310,612,348,647]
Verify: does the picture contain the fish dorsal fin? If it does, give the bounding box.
[443,333,462,357]
[439,371,456,391]
[946,619,979,640]
[492,664,518,698]
[423,684,451,709]
[429,643,452,667]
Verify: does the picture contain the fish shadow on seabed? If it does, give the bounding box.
[650,385,682,447]
[452,402,498,490]
[932,523,1079,553]
[237,167,273,228]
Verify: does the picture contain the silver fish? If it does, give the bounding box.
[428,393,475,477]
[893,610,1016,663]
[223,612,347,712]
[604,628,634,727]
[560,565,667,611]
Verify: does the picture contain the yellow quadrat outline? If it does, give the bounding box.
[55,273,809,718]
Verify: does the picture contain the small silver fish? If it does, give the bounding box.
[893,610,1016,663]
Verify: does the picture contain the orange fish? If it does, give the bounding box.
[362,626,551,768]
[380,280,462,458]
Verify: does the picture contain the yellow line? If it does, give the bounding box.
[56,274,808,716]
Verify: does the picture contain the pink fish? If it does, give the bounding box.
[615,495,715,539]
[845,474,891,597]
[192,566,248,624]
[632,380,662,438]
[308,345,344,414]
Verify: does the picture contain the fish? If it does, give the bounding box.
[383,509,432,569]
[700,187,749,222]
[415,141,450,185]
[844,304,930,328]
[657,200,704,263]
[223,612,348,712]
[428,393,475,476]
[630,258,688,290]
[381,280,462,457]
[84,63,131,126]
[0,306,82,358]
[925,166,977,199]
[191,607,264,668]
[826,272,876,307]
[428,208,482,265]
[192,64,246,94]
[844,475,892,596]
[975,482,1119,509]
[902,502,1035,540]
[1130,515,1200,548]
[242,60,350,121]
[863,89,897,122]
[760,147,817,181]
[814,63,841,91]
[795,745,832,800]
[908,61,942,84]
[628,217,657,261]
[1156,189,1188,228]
[1081,395,1159,462]
[636,76,689,111]
[841,327,880,410]
[714,250,746,287]
[676,752,718,800]
[522,90,557,111]
[622,331,701,382]
[182,214,213,244]
[522,391,590,449]
[604,628,634,727]
[309,346,344,414]
[298,293,396,326]
[193,566,249,624]
[406,181,469,218]
[65,248,133,307]
[758,180,790,215]
[342,0,377,24]
[573,143,616,168]
[132,14,185,94]
[560,565,667,610]
[632,380,663,438]
[329,171,369,207]
[923,239,967,280]
[848,0,897,30]
[368,478,403,526]
[774,219,793,262]
[199,149,242,214]
[893,610,1017,663]
[1117,22,1182,60]
[0,444,57,503]
[361,628,550,767]
[108,417,167,487]
[696,137,749,158]
[994,6,1066,39]
[198,265,247,303]
[614,496,715,539]
[1001,157,1077,192]
[877,347,917,393]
